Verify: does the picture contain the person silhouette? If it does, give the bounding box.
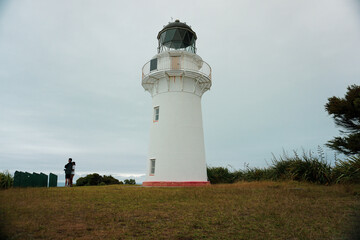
[64,158,72,187]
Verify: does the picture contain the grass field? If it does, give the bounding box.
[0,181,359,240]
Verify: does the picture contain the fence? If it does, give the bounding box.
[13,171,57,187]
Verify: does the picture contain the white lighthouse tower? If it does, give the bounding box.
[142,20,212,187]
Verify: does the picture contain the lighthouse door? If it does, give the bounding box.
[171,56,180,70]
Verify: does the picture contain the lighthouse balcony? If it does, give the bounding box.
[141,51,212,91]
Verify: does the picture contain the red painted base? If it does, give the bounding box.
[142,181,210,187]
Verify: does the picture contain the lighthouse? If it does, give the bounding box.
[141,20,212,187]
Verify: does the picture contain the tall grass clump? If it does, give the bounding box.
[207,148,335,185]
[271,149,332,184]
[237,164,276,181]
[0,171,13,189]
[207,165,276,183]
[332,155,360,184]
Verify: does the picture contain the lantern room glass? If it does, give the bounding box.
[158,28,196,54]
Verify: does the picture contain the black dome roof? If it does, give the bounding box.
[157,20,197,40]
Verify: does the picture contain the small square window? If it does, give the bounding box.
[154,106,159,122]
[150,58,157,71]
[150,159,155,175]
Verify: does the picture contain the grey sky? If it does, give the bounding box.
[1,0,359,183]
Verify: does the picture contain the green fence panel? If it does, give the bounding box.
[32,172,38,187]
[33,172,43,187]
[49,173,57,187]
[40,173,48,187]
[14,171,53,188]
[19,172,26,187]
[24,172,32,187]
[13,171,21,187]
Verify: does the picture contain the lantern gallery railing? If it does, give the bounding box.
[158,45,197,54]
[142,57,211,81]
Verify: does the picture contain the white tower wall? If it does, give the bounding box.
[148,84,207,182]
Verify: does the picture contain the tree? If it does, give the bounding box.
[325,84,360,155]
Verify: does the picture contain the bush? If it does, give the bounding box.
[207,149,334,185]
[207,166,235,184]
[75,176,88,186]
[123,179,136,185]
[0,171,13,189]
[332,155,360,184]
[102,175,121,185]
[271,150,332,184]
[88,173,103,186]
[241,167,276,182]
[76,174,122,186]
[207,166,275,184]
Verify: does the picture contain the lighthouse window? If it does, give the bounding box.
[150,159,156,175]
[154,106,159,122]
[150,58,157,71]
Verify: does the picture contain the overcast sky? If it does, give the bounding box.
[1,0,359,183]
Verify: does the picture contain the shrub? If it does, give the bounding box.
[207,149,334,185]
[102,175,121,185]
[123,179,136,185]
[76,173,122,186]
[0,171,13,189]
[88,173,102,186]
[75,177,88,186]
[271,152,297,180]
[332,155,360,184]
[270,150,332,184]
[207,166,235,184]
[242,167,276,181]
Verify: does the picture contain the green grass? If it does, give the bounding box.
[0,182,359,240]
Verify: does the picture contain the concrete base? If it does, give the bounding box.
[142,181,210,187]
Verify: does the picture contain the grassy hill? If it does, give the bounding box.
[0,181,359,240]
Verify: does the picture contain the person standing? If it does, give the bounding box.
[70,162,76,187]
[64,158,72,187]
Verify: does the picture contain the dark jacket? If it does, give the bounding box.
[64,162,72,175]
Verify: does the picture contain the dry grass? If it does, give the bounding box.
[0,181,359,240]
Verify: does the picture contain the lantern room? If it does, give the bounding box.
[157,19,197,54]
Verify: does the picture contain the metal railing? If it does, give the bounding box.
[142,57,211,81]
[158,45,197,54]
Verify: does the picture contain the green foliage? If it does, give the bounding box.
[271,150,332,184]
[123,179,136,185]
[332,155,360,184]
[75,176,88,186]
[0,171,13,189]
[87,173,103,186]
[103,175,123,185]
[76,174,122,186]
[207,166,235,184]
[207,148,360,185]
[207,165,276,184]
[241,167,276,181]
[325,84,360,155]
